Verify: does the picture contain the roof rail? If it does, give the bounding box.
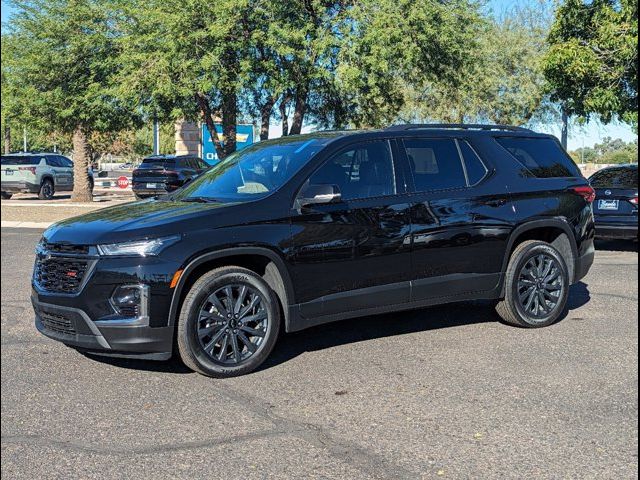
[385,123,533,133]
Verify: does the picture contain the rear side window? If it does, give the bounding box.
[140,158,176,169]
[1,156,40,165]
[459,141,488,185]
[496,137,581,178]
[403,138,466,191]
[590,168,638,189]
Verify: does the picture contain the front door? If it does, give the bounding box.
[289,139,412,320]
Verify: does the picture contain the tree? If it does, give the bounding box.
[3,0,139,201]
[543,0,638,130]
[396,1,555,127]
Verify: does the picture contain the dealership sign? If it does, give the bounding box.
[201,124,255,165]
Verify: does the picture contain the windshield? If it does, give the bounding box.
[171,135,338,202]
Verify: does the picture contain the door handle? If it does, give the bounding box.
[485,198,507,207]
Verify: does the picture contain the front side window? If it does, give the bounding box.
[403,138,467,191]
[308,140,396,201]
[496,137,581,178]
[172,135,339,202]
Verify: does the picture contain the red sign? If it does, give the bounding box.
[117,176,130,189]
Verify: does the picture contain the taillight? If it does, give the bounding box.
[569,185,596,203]
[164,170,179,177]
[18,167,37,175]
[629,196,639,206]
[132,169,140,176]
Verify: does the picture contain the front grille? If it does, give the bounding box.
[39,311,76,335]
[34,257,91,294]
[43,242,90,255]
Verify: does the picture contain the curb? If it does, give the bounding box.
[1,221,53,229]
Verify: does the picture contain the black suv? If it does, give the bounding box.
[32,125,595,378]
[132,154,209,199]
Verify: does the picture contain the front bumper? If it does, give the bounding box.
[33,295,174,359]
[1,180,39,193]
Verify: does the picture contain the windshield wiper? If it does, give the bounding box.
[180,196,222,204]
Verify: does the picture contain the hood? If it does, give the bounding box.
[43,198,236,245]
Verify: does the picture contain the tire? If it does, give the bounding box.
[1,192,12,200]
[177,266,281,378]
[89,178,94,192]
[496,240,570,328]
[134,193,146,200]
[38,178,55,200]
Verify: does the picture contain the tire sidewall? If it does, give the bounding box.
[179,269,280,377]
[40,179,54,199]
[508,243,570,327]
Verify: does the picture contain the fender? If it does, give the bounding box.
[167,247,296,330]
[501,217,579,282]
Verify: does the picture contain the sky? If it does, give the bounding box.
[1,0,637,151]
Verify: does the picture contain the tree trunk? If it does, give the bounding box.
[195,92,226,160]
[3,125,10,154]
[221,90,237,156]
[560,107,569,150]
[280,92,291,136]
[260,96,275,141]
[289,86,308,135]
[71,126,93,203]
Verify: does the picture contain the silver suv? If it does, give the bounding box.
[1,153,94,200]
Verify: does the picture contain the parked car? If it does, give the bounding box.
[589,164,638,240]
[1,152,94,200]
[132,154,209,199]
[32,125,595,377]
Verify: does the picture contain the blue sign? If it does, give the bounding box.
[202,124,255,165]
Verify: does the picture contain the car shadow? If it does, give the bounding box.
[260,281,592,372]
[81,282,592,376]
[595,239,638,253]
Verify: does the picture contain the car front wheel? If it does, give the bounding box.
[177,266,281,378]
[496,240,570,328]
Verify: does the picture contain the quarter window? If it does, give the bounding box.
[496,137,581,178]
[308,141,396,201]
[403,138,466,191]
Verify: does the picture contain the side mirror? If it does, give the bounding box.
[296,184,342,210]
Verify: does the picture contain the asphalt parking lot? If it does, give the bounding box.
[1,228,637,479]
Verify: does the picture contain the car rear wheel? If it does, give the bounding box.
[38,178,55,200]
[496,240,569,328]
[177,266,281,378]
[1,192,12,200]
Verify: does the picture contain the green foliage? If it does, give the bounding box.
[398,1,555,125]
[569,137,638,164]
[543,0,638,128]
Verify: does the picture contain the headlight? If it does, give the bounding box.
[97,235,181,257]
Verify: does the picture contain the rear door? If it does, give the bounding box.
[289,139,413,320]
[400,137,503,301]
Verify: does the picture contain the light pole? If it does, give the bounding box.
[153,116,160,155]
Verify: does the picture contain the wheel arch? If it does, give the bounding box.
[168,247,295,331]
[502,219,579,288]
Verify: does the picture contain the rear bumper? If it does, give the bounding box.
[32,296,174,360]
[594,223,638,239]
[574,245,595,284]
[1,180,39,193]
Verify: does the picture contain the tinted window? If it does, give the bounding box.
[140,158,176,169]
[459,141,488,185]
[403,138,466,191]
[309,140,395,200]
[1,156,40,165]
[590,167,638,189]
[172,135,337,202]
[58,156,73,168]
[496,137,581,178]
